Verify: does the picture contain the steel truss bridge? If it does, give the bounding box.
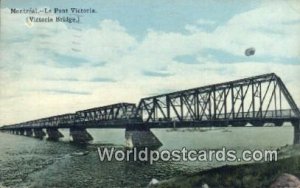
[1,73,300,137]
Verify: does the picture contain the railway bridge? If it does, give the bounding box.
[1,73,299,148]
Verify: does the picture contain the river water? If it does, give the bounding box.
[0,125,294,187]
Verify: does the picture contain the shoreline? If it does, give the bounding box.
[150,145,300,188]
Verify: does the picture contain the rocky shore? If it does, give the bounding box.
[150,145,300,188]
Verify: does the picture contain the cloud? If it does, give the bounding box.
[43,78,79,82]
[142,70,173,77]
[39,89,91,95]
[210,1,300,58]
[196,19,216,26]
[50,52,90,67]
[89,77,116,82]
[174,55,199,64]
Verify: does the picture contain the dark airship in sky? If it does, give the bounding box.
[245,47,255,56]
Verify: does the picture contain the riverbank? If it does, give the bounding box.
[150,145,300,188]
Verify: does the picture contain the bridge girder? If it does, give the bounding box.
[2,103,140,129]
[135,73,300,123]
[75,103,138,122]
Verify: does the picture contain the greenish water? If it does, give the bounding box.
[0,125,294,187]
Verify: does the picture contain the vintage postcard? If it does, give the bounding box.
[0,0,300,187]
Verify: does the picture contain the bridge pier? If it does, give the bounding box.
[70,127,93,143]
[250,121,265,127]
[46,128,64,140]
[125,124,162,149]
[25,129,33,136]
[293,121,300,145]
[19,129,25,136]
[34,128,46,138]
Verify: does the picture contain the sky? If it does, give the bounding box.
[0,0,300,125]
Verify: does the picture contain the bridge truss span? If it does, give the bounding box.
[74,103,142,127]
[136,73,300,126]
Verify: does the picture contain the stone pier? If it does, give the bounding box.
[46,128,64,140]
[70,127,93,143]
[19,129,25,136]
[25,129,33,136]
[34,128,46,138]
[125,124,162,148]
[293,120,300,145]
